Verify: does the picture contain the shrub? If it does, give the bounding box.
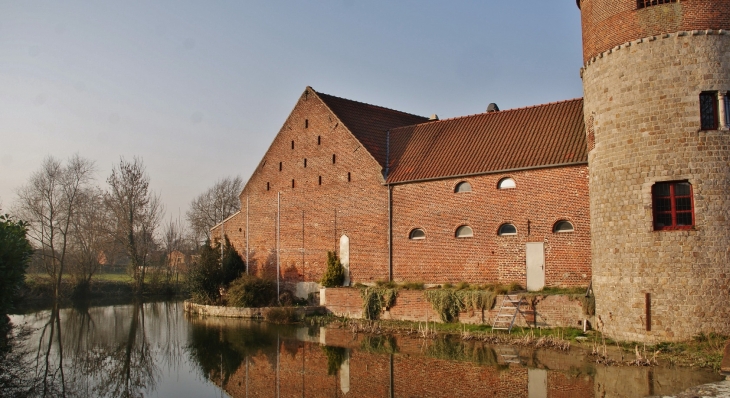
[424,288,497,323]
[187,240,222,304]
[0,214,33,317]
[580,294,595,316]
[221,236,245,285]
[187,237,247,304]
[320,251,344,287]
[400,281,424,290]
[507,282,523,292]
[375,280,397,288]
[359,286,397,320]
[226,275,276,308]
[265,307,298,324]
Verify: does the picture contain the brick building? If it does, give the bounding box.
[212,87,591,298]
[211,0,730,342]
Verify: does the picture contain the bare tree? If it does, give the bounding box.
[105,157,163,294]
[14,155,95,299]
[67,187,113,290]
[186,176,243,243]
[157,217,189,287]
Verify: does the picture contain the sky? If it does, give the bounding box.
[0,1,584,224]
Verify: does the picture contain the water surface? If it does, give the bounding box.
[5,301,723,397]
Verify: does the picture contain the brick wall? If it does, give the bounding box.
[580,0,730,61]
[323,288,592,328]
[211,87,590,293]
[391,166,591,287]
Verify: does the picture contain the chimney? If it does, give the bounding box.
[429,114,439,121]
[487,103,500,113]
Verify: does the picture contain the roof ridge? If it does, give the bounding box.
[313,88,428,120]
[392,97,585,130]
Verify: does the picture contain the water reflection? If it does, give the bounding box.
[5,302,725,398]
[8,301,219,398]
[186,319,723,398]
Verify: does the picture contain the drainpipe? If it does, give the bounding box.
[277,192,280,301]
[246,195,249,275]
[385,129,393,282]
[388,184,393,282]
[221,217,225,260]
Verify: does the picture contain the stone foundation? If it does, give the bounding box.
[183,300,323,318]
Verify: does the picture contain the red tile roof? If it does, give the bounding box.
[315,89,429,168]
[386,99,587,183]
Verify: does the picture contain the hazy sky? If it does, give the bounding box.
[0,1,584,223]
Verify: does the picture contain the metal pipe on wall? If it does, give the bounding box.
[277,192,280,301]
[246,195,249,275]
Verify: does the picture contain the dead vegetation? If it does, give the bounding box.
[340,319,571,351]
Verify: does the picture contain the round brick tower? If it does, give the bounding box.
[579,0,730,342]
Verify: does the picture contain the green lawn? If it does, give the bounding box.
[26,272,184,284]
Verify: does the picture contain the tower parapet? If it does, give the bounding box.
[579,0,730,62]
[580,0,730,342]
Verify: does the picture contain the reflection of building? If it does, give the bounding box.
[213,326,715,398]
[212,0,730,342]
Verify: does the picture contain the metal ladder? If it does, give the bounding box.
[491,294,524,333]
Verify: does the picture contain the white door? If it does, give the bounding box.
[340,235,350,286]
[526,242,545,292]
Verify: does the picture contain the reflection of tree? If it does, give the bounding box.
[91,301,157,398]
[13,300,180,398]
[35,302,69,397]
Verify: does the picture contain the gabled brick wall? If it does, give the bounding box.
[213,88,391,287]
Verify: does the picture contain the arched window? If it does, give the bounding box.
[455,225,473,238]
[409,228,426,240]
[553,220,575,233]
[454,181,472,193]
[498,177,516,189]
[498,223,517,236]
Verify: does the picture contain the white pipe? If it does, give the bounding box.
[277,192,280,301]
[246,195,249,275]
[719,93,728,130]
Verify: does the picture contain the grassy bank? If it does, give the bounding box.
[305,315,728,371]
[15,273,188,308]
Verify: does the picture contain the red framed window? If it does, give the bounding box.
[652,181,694,231]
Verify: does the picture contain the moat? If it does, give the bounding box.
[5,301,723,397]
